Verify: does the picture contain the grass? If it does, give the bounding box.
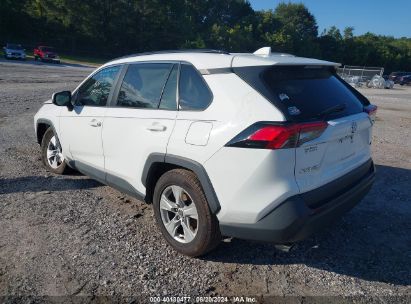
[1,50,106,67]
[57,54,107,66]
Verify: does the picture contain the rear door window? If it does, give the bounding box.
[117,63,173,109]
[234,65,366,121]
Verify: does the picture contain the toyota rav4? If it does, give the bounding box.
[34,48,377,256]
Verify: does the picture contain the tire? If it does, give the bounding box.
[153,169,221,257]
[41,128,69,174]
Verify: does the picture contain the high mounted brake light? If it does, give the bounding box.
[226,121,328,150]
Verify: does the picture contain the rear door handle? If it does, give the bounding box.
[147,123,166,132]
[89,119,102,127]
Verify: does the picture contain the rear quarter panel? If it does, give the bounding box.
[166,73,285,164]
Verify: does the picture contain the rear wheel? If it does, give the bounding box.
[41,128,68,174]
[153,169,221,257]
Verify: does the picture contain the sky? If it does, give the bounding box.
[249,0,411,38]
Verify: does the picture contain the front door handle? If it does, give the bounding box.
[89,119,102,127]
[147,123,166,132]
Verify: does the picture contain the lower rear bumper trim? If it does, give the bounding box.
[219,160,376,243]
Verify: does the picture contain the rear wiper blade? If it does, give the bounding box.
[317,103,346,119]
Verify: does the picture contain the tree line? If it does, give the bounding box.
[1,0,410,72]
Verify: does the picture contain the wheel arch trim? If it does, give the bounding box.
[36,118,58,144]
[142,153,221,214]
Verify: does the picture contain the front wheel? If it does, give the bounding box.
[153,169,221,257]
[41,128,69,174]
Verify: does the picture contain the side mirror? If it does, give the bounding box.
[52,91,73,110]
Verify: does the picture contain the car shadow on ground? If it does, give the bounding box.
[0,175,102,194]
[204,164,411,286]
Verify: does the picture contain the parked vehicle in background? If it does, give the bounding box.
[34,47,377,256]
[389,72,410,84]
[3,43,26,60]
[399,75,411,86]
[34,46,60,63]
[382,75,394,89]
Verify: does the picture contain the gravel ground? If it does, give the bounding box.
[0,60,410,303]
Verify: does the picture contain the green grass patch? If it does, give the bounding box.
[58,54,107,66]
[1,50,106,67]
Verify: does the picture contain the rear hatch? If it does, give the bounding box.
[233,64,374,194]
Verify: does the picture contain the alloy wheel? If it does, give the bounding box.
[46,135,64,169]
[159,185,199,243]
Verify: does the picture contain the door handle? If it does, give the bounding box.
[147,123,166,132]
[89,119,102,127]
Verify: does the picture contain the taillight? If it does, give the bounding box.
[226,121,328,150]
[364,104,377,123]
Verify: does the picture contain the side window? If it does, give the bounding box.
[179,64,212,110]
[117,63,172,109]
[76,66,120,106]
[159,64,178,110]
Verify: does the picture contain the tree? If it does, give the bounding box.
[318,26,343,62]
[1,0,410,72]
[272,2,320,56]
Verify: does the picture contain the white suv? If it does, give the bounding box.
[34,48,377,256]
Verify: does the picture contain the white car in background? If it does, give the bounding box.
[3,43,26,60]
[34,48,377,256]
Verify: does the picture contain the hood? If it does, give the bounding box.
[6,48,25,53]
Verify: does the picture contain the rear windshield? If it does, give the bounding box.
[234,65,368,122]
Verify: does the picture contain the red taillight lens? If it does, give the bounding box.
[227,121,328,150]
[364,104,377,123]
[248,125,299,149]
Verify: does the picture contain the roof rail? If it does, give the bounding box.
[112,49,230,61]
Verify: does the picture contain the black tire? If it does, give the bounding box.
[41,128,69,175]
[153,169,221,257]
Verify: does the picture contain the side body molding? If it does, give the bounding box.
[142,153,221,214]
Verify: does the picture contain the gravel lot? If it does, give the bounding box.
[0,60,410,302]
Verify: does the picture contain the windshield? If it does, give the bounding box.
[234,65,368,122]
[7,44,23,50]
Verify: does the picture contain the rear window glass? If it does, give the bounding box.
[179,64,213,111]
[117,63,173,109]
[234,65,366,121]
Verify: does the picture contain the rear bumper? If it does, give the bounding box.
[220,159,376,243]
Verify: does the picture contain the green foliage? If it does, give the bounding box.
[1,0,410,71]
